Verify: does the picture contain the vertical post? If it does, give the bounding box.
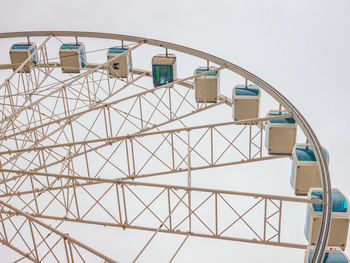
[63,238,71,263]
[263,198,267,241]
[68,241,75,263]
[103,106,109,138]
[187,131,192,232]
[139,95,144,130]
[72,179,80,219]
[215,193,218,236]
[116,184,123,225]
[249,123,252,159]
[107,105,113,138]
[83,144,91,178]
[168,87,172,120]
[130,138,136,178]
[121,184,128,226]
[278,200,282,243]
[125,139,131,178]
[260,121,263,158]
[171,132,175,171]
[210,127,214,165]
[168,188,172,230]
[107,66,112,94]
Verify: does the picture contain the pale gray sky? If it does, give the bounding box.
[0,0,349,262]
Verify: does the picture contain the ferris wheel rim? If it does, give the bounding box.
[0,30,332,262]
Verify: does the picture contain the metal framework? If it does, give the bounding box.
[0,31,331,263]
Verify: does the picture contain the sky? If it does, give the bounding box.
[0,0,349,262]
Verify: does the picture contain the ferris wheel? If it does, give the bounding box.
[0,31,348,263]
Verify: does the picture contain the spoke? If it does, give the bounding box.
[0,200,119,263]
[0,114,290,155]
[0,179,320,251]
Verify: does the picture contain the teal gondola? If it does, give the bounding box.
[107,46,132,78]
[305,246,349,263]
[59,42,86,73]
[291,144,329,195]
[264,110,297,155]
[232,84,260,121]
[194,67,220,103]
[10,42,38,73]
[305,188,350,250]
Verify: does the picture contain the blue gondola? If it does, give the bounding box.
[107,46,132,78]
[194,67,220,103]
[9,43,38,73]
[59,42,86,73]
[305,188,350,249]
[152,54,177,87]
[291,144,329,195]
[232,85,260,121]
[265,110,297,155]
[305,246,349,263]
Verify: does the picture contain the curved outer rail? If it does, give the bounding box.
[0,31,332,263]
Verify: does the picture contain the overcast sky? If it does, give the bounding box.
[0,0,349,262]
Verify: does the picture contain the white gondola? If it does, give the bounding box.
[304,246,350,263]
[152,54,177,87]
[232,84,260,121]
[290,144,329,195]
[107,46,132,78]
[9,43,37,73]
[194,67,220,103]
[59,42,86,73]
[264,110,297,155]
[305,188,350,250]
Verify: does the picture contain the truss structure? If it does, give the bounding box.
[0,32,332,263]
